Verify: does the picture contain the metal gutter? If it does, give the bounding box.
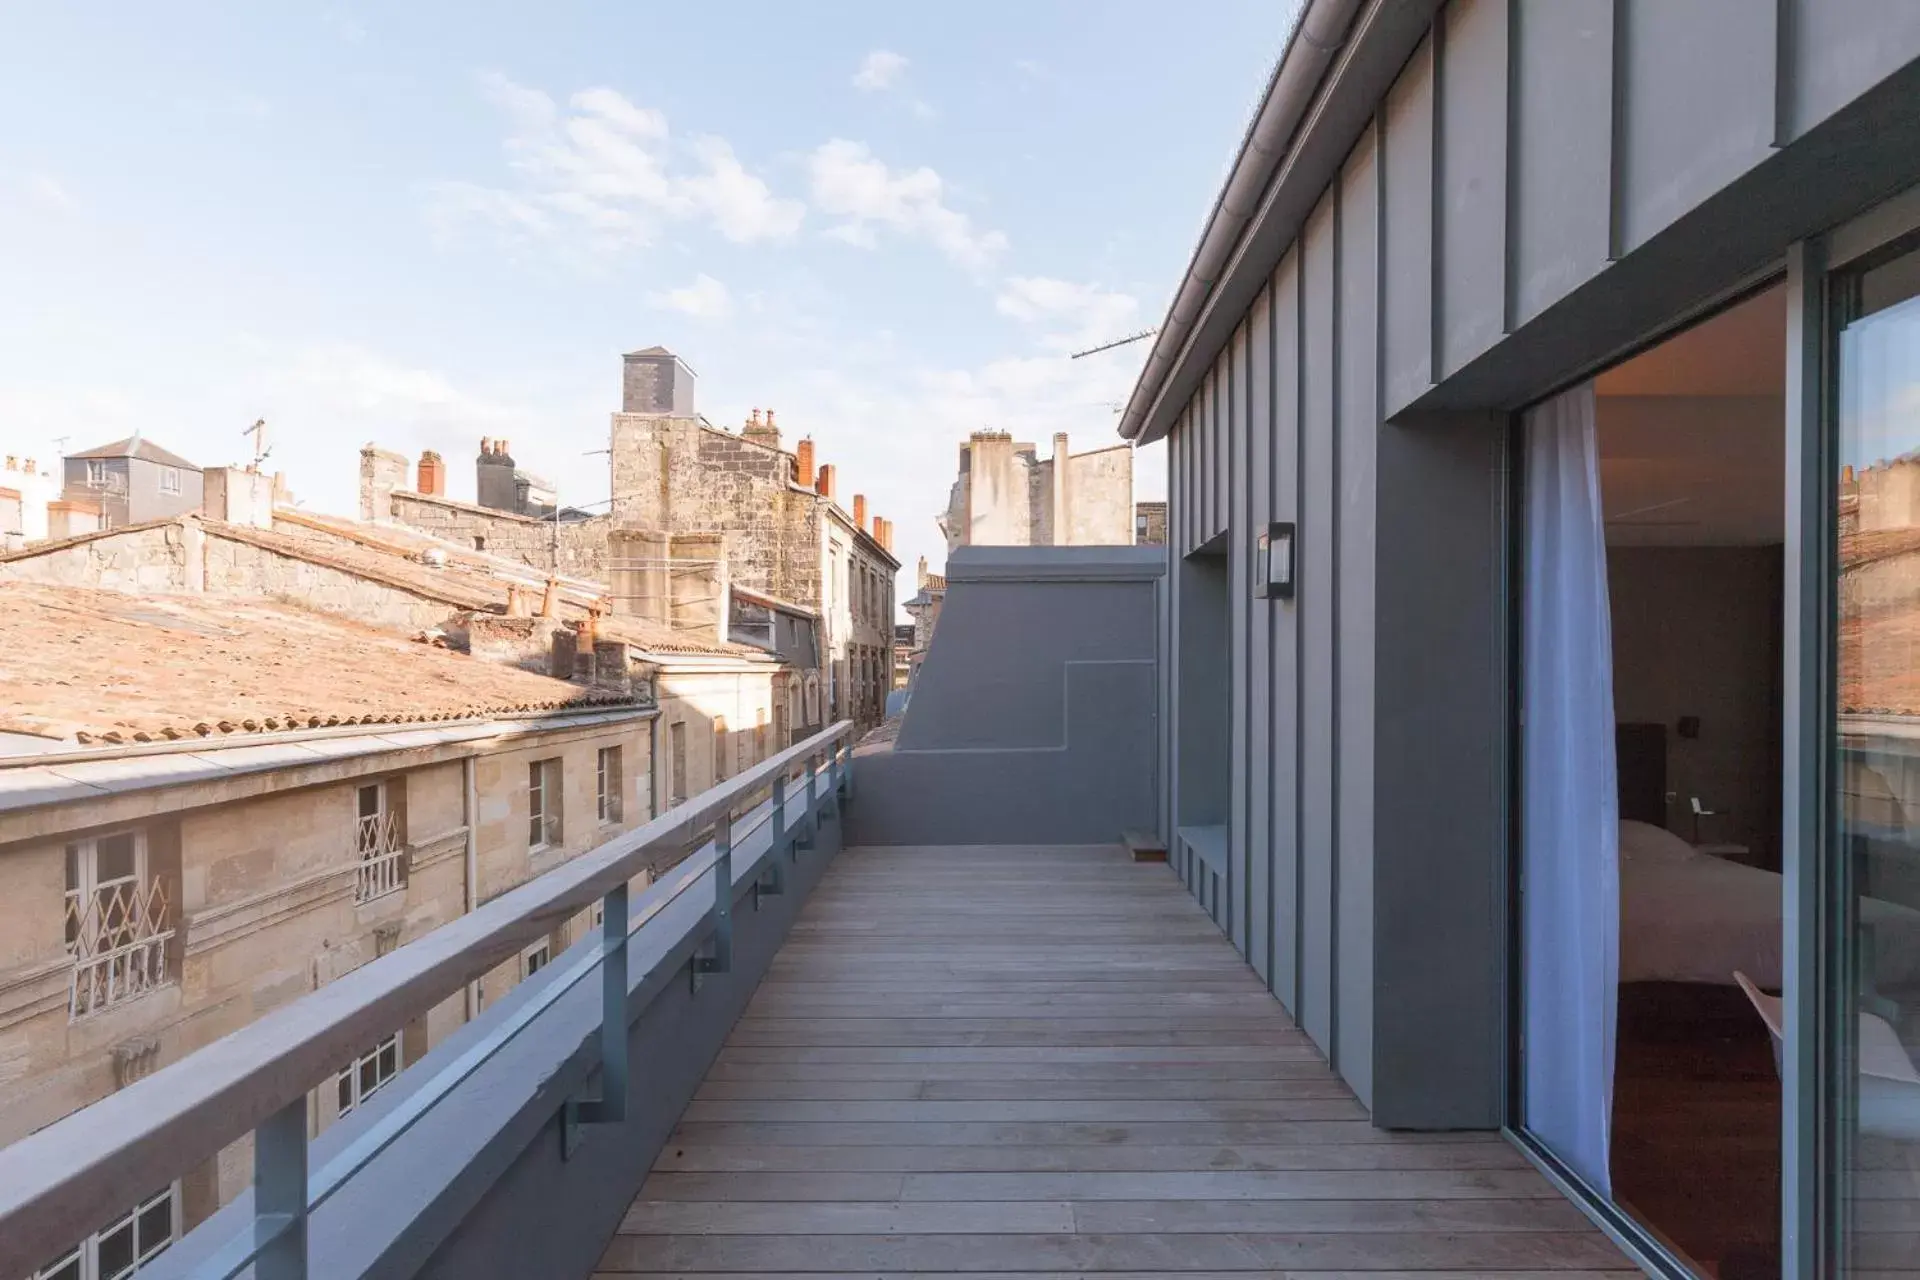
[1116,0,1364,445]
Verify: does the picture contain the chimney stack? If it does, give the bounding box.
[815,463,836,501]
[743,405,780,451]
[853,493,868,531]
[917,555,928,588]
[540,576,560,619]
[795,437,816,488]
[881,518,894,552]
[417,450,445,496]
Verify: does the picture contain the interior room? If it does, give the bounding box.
[1594,286,1788,1278]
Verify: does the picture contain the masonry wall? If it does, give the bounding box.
[0,522,188,592]
[386,492,610,578]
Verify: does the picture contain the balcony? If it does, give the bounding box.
[0,548,1634,1280]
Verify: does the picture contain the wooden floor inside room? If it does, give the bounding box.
[595,843,1639,1277]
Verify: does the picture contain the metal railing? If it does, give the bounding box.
[0,721,858,1280]
[66,879,174,1020]
[353,811,405,904]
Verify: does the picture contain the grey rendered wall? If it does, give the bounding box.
[847,546,1161,847]
[1156,0,1920,1126]
[128,457,205,523]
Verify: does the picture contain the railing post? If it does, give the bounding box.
[564,881,629,1156]
[761,774,788,899]
[803,753,820,838]
[254,1097,309,1280]
[841,739,855,801]
[694,811,733,986]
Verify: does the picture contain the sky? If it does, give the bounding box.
[0,2,1291,598]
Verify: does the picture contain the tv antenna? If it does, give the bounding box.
[1069,328,1156,360]
[242,419,272,469]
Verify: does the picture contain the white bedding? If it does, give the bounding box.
[1619,820,1920,988]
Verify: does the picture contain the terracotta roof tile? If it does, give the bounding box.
[0,582,639,747]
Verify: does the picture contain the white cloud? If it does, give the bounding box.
[852,50,909,92]
[23,173,77,212]
[648,273,733,320]
[995,276,1142,353]
[807,140,1007,271]
[434,74,803,255]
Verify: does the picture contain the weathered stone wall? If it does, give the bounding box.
[1065,445,1135,545]
[0,522,189,592]
[386,492,610,578]
[1135,501,1168,546]
[203,533,461,633]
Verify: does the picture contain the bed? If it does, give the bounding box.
[1620,819,1920,988]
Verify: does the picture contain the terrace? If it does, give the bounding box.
[0,548,1634,1279]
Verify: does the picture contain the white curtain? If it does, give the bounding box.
[1522,382,1619,1196]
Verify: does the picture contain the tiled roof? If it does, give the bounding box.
[0,583,640,747]
[66,435,199,470]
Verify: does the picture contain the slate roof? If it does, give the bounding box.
[65,435,199,470]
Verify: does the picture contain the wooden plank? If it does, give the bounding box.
[600,843,1629,1277]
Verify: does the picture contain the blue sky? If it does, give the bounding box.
[0,2,1290,589]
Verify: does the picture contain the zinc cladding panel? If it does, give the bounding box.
[1227,322,1250,954]
[1511,0,1612,326]
[1437,0,1510,378]
[1298,190,1338,1056]
[1336,133,1381,1111]
[1247,287,1274,988]
[1381,31,1436,416]
[1618,0,1776,253]
[1270,249,1304,1018]
[1786,0,1920,139]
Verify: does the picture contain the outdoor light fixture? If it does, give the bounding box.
[1255,522,1295,600]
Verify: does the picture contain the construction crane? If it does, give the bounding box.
[1068,328,1156,360]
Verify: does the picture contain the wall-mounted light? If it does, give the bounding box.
[1254,521,1295,600]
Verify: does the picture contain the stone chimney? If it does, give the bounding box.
[477,438,517,512]
[743,406,780,451]
[621,347,697,415]
[815,463,837,501]
[417,450,446,497]
[794,437,816,489]
[1051,432,1072,545]
[917,555,928,588]
[853,493,868,531]
[539,576,560,619]
[359,444,407,524]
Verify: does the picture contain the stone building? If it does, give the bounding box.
[0,580,659,1264]
[1134,500,1168,547]
[360,446,610,579]
[0,450,61,549]
[938,430,1136,551]
[61,435,204,530]
[902,557,948,689]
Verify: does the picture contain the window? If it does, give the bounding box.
[336,1034,401,1118]
[354,782,405,902]
[713,716,729,782]
[597,746,623,825]
[669,722,687,806]
[522,938,552,978]
[527,758,562,849]
[473,535,487,551]
[84,459,107,489]
[1137,512,1149,542]
[33,1184,178,1280]
[157,466,181,495]
[65,831,172,1020]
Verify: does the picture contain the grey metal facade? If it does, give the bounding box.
[1143,0,1920,1126]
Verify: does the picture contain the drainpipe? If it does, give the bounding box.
[463,754,480,1021]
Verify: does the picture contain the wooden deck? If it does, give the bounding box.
[596,844,1638,1278]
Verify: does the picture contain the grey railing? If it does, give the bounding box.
[0,721,858,1280]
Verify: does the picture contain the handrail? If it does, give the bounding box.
[0,720,858,1279]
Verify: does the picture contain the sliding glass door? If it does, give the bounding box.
[1832,231,1920,1274]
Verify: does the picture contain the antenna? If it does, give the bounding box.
[1069,328,1156,360]
[242,419,271,469]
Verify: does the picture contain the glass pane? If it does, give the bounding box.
[97,1217,135,1278]
[358,784,381,820]
[95,832,136,883]
[136,1195,173,1258]
[360,1056,378,1094]
[378,1039,398,1077]
[1838,240,1920,1269]
[36,1245,82,1280]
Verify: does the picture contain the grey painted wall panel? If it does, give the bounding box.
[1271,251,1304,1017]
[1371,412,1508,1130]
[1335,139,1380,1113]
[1787,0,1920,138]
[1511,0,1613,324]
[1381,33,1436,415]
[1228,326,1251,953]
[1619,0,1776,251]
[1299,193,1338,1055]
[1247,288,1275,987]
[1437,0,1510,376]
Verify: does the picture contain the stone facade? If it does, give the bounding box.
[941,431,1136,551]
[0,712,655,1237]
[1135,500,1169,547]
[385,490,611,578]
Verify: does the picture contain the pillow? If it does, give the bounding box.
[1618,819,1697,866]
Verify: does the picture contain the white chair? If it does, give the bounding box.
[1735,970,1920,1141]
